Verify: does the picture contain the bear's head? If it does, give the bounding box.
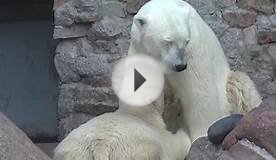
[130,0,193,72]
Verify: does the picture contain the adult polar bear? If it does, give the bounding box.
[130,0,262,142]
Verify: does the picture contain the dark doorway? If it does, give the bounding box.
[0,0,58,142]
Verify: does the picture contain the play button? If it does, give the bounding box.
[134,69,146,92]
[112,54,164,107]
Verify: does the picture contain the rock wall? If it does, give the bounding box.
[186,0,276,100]
[53,0,276,139]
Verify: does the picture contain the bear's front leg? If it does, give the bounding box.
[226,71,262,114]
[164,129,191,160]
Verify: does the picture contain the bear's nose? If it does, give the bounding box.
[175,64,187,72]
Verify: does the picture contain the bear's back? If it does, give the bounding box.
[54,112,165,160]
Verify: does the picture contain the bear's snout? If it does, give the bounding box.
[174,64,187,72]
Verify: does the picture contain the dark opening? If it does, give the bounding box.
[0,0,58,142]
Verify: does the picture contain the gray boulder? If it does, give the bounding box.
[0,112,51,160]
[187,137,274,160]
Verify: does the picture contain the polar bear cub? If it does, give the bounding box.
[54,95,191,160]
[129,0,262,142]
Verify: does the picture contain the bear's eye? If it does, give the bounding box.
[185,39,190,45]
[163,39,173,47]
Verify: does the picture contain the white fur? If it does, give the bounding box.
[129,0,262,146]
[54,1,262,159]
[54,94,191,160]
[226,71,262,114]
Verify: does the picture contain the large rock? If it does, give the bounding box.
[208,114,243,145]
[53,24,90,39]
[0,112,51,160]
[241,43,275,98]
[55,0,126,26]
[58,83,118,139]
[54,0,99,26]
[257,30,276,44]
[88,39,129,60]
[243,25,257,45]
[58,113,94,140]
[257,15,272,30]
[54,0,71,10]
[187,137,222,160]
[187,137,274,160]
[98,1,126,18]
[219,28,245,70]
[237,0,274,14]
[223,99,276,158]
[220,28,244,57]
[58,83,118,119]
[215,0,236,8]
[222,7,257,28]
[204,11,230,38]
[268,44,276,61]
[270,15,276,27]
[54,38,113,84]
[126,0,149,14]
[219,140,273,160]
[186,0,216,17]
[54,53,81,83]
[256,15,276,44]
[87,16,131,41]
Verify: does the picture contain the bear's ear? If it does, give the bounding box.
[134,17,147,30]
[176,0,188,7]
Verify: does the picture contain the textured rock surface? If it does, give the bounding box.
[87,16,131,41]
[54,0,71,10]
[54,24,90,39]
[54,0,99,26]
[55,38,113,84]
[237,0,274,14]
[219,140,271,160]
[256,15,276,44]
[223,7,257,28]
[223,99,276,158]
[187,137,274,160]
[57,83,118,139]
[58,113,95,140]
[187,137,222,160]
[53,0,276,139]
[99,1,126,18]
[58,83,118,118]
[208,114,243,145]
[126,0,149,14]
[0,112,51,160]
[187,0,276,102]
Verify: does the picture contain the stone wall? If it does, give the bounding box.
[186,0,276,100]
[53,0,276,140]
